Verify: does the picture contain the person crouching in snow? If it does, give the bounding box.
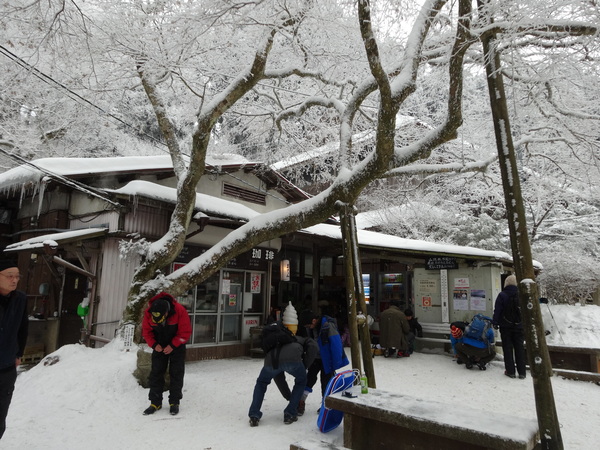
[454,317,496,370]
[450,321,467,363]
[141,292,191,416]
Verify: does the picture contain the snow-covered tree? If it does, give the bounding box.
[1,1,598,308]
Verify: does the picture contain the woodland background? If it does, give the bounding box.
[0,0,598,306]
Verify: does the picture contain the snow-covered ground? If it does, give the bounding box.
[4,304,599,449]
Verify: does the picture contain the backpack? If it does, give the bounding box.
[261,321,296,354]
[261,322,297,369]
[503,293,522,325]
[465,314,493,342]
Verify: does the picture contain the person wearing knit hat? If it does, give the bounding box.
[453,315,496,370]
[493,274,526,379]
[449,321,466,362]
[141,292,192,416]
[0,252,27,440]
[451,324,463,339]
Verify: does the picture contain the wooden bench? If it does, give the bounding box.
[547,345,600,373]
[325,388,540,450]
[290,440,349,450]
[546,345,600,383]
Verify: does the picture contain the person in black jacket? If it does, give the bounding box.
[248,327,318,427]
[0,255,28,440]
[404,308,423,355]
[493,275,527,379]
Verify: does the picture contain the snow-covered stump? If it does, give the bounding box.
[132,345,171,390]
[325,389,540,450]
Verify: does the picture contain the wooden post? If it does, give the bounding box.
[337,201,376,388]
[478,0,563,446]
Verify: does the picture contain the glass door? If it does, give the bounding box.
[176,266,266,346]
[191,272,219,345]
[219,271,243,342]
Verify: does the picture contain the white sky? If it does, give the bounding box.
[4,304,599,449]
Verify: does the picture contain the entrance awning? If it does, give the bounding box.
[4,227,109,253]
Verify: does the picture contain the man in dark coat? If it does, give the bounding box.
[379,301,410,357]
[0,255,28,440]
[248,326,318,426]
[493,275,527,379]
[142,292,192,415]
[404,308,423,354]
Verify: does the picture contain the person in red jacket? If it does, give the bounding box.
[141,292,191,416]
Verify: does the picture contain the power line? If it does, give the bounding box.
[0,147,123,209]
[0,45,300,204]
[0,44,168,149]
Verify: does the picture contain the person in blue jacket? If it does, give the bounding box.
[298,310,349,413]
[0,255,28,440]
[454,316,496,370]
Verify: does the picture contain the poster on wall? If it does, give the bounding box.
[418,279,437,293]
[453,289,469,310]
[222,278,231,295]
[422,296,432,307]
[454,278,469,289]
[470,289,487,311]
[229,294,237,306]
[250,273,261,293]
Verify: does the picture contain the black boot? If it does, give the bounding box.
[143,404,162,415]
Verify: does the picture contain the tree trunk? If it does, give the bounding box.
[338,202,376,388]
[478,2,563,447]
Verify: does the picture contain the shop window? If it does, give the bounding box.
[288,251,301,277]
[220,315,242,342]
[193,315,217,344]
[194,273,220,312]
[174,265,265,346]
[304,253,313,277]
[320,257,334,277]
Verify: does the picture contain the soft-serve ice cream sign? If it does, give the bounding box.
[283,302,298,335]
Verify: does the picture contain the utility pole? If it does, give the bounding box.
[477,1,563,447]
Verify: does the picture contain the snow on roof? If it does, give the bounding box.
[4,227,108,252]
[271,114,423,172]
[354,204,449,230]
[0,154,254,191]
[302,223,515,261]
[107,180,259,221]
[270,129,373,172]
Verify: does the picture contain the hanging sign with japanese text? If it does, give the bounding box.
[425,256,458,270]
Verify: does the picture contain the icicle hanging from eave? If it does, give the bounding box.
[15,175,49,217]
[36,178,48,218]
[18,183,26,210]
[131,192,139,215]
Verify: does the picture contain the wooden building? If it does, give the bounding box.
[0,155,527,363]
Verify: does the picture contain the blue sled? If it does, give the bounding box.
[316,369,359,433]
